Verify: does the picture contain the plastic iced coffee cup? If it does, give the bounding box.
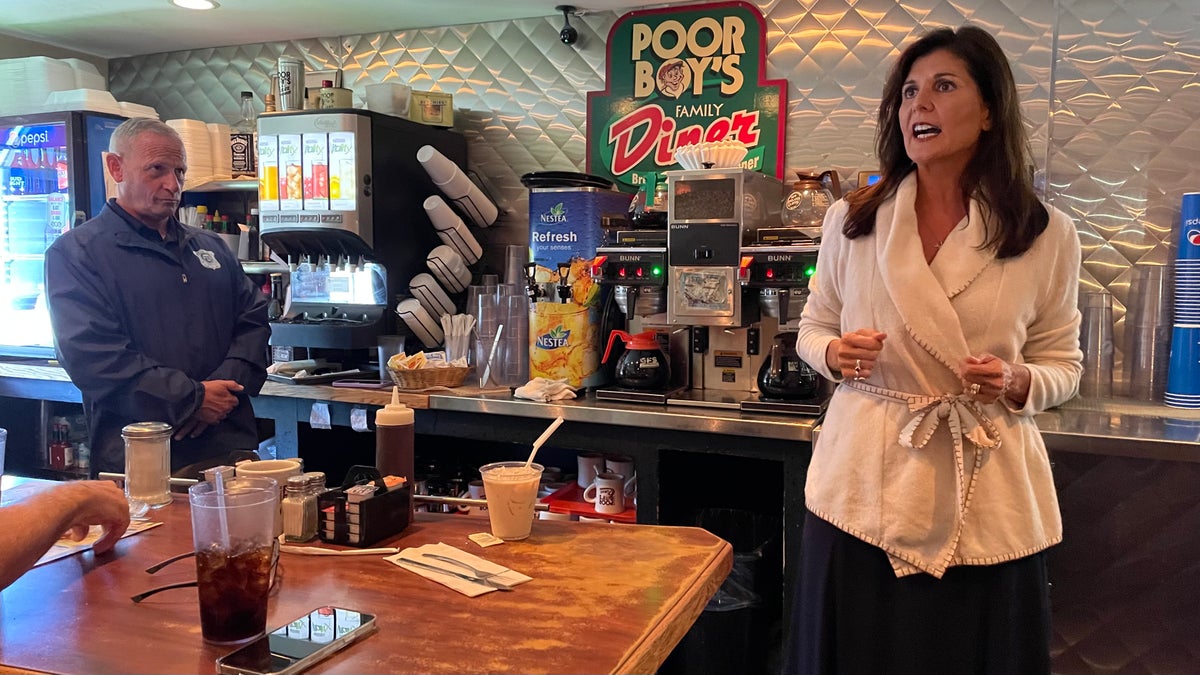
[189,477,279,645]
[479,461,544,541]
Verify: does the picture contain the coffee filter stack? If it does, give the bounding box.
[674,140,748,170]
[166,119,215,188]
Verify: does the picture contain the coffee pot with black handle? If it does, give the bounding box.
[757,332,821,400]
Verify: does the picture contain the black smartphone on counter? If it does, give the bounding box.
[216,607,377,675]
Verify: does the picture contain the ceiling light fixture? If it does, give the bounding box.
[170,0,220,9]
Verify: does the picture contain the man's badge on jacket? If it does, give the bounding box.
[193,249,222,270]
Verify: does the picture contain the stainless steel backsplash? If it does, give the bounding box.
[109,0,1200,385]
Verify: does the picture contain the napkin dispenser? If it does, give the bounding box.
[318,466,412,547]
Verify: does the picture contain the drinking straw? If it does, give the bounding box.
[213,470,231,549]
[480,323,504,387]
[524,416,565,469]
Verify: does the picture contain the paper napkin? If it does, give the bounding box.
[385,541,531,597]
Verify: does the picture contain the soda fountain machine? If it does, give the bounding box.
[256,109,466,367]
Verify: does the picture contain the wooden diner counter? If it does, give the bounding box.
[0,479,732,675]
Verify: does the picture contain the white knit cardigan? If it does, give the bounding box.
[795,173,1083,578]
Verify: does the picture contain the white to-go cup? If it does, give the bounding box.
[409,272,456,319]
[424,195,482,264]
[417,145,499,228]
[416,144,459,184]
[396,298,444,349]
[426,245,472,294]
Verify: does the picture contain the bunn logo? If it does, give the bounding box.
[766,254,793,262]
[617,255,643,261]
[539,202,568,224]
[535,325,572,349]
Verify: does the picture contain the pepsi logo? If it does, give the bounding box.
[1190,229,1200,246]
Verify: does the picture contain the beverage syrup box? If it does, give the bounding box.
[528,187,632,388]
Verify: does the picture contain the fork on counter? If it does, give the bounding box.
[420,553,504,580]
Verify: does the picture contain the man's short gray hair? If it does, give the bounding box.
[108,117,182,155]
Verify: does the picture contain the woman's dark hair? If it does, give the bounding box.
[843,25,1047,258]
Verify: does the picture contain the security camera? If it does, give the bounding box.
[557,5,578,45]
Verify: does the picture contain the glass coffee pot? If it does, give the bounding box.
[602,329,670,390]
[757,332,821,400]
[781,170,843,236]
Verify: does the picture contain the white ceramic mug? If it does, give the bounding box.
[584,472,630,515]
[605,455,637,496]
[234,459,302,536]
[457,479,486,514]
[576,452,605,488]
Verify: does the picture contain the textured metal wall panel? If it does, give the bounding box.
[109,0,1200,381]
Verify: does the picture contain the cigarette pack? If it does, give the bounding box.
[317,465,411,547]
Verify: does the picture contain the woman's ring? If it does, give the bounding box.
[853,358,862,380]
[969,383,981,396]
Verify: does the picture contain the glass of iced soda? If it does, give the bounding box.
[189,476,279,645]
[479,461,544,541]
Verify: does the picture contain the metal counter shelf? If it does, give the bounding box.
[1037,396,1200,463]
[427,390,819,442]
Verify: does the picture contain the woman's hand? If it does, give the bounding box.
[827,329,887,380]
[961,353,1029,405]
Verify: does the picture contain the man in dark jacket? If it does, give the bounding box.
[44,117,269,477]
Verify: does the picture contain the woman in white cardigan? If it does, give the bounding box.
[786,25,1083,674]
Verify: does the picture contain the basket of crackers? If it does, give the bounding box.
[386,351,469,389]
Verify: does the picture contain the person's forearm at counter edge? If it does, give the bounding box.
[0,481,130,591]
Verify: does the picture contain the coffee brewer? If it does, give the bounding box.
[592,230,691,403]
[257,110,467,367]
[738,236,828,414]
[659,168,781,408]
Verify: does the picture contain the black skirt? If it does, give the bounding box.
[784,511,1051,675]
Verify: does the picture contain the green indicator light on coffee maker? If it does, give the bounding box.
[805,266,816,277]
[652,266,662,276]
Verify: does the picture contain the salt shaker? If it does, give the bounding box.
[122,422,173,514]
[281,475,317,542]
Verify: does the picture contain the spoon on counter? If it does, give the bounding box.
[524,416,565,469]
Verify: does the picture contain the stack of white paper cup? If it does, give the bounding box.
[417,145,498,228]
[424,195,483,263]
[426,245,472,293]
[409,273,456,318]
[396,298,444,349]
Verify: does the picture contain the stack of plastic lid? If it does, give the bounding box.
[1165,192,1200,408]
[42,89,123,116]
[0,56,77,116]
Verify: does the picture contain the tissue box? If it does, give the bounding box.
[409,90,454,127]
